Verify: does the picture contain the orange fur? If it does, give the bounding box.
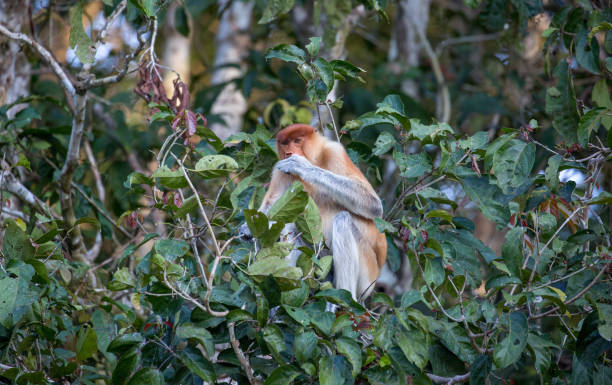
[263,125,387,298]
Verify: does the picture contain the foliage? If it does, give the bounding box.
[0,1,611,385]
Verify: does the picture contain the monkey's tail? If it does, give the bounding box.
[332,211,360,300]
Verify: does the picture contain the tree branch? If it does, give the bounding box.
[229,322,260,385]
[0,23,76,102]
[426,372,470,384]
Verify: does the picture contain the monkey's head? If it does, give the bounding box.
[276,124,316,159]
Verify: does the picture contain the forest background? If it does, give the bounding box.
[0,0,611,384]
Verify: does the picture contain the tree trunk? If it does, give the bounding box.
[209,0,254,141]
[388,0,431,98]
[0,0,30,116]
[162,3,192,95]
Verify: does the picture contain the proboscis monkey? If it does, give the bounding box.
[258,124,387,301]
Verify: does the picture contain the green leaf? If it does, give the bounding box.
[268,181,309,223]
[2,220,35,260]
[152,166,188,189]
[112,347,140,385]
[491,139,535,194]
[596,303,612,341]
[458,131,489,150]
[176,323,215,356]
[76,327,98,362]
[194,155,238,178]
[545,154,562,191]
[331,60,366,82]
[75,216,101,229]
[545,61,579,143]
[319,354,353,385]
[526,333,555,374]
[313,57,335,91]
[296,197,324,244]
[307,78,329,102]
[374,217,397,233]
[263,324,286,362]
[69,2,94,64]
[424,257,445,288]
[409,119,454,141]
[126,172,154,187]
[259,0,295,24]
[376,94,406,118]
[264,365,301,385]
[493,312,528,368]
[502,227,524,278]
[306,37,322,56]
[373,131,397,156]
[470,355,491,385]
[154,238,190,260]
[0,263,37,328]
[336,337,362,378]
[592,79,612,130]
[460,176,511,227]
[294,331,318,362]
[108,267,136,291]
[395,329,429,370]
[578,108,604,146]
[576,29,600,74]
[266,44,306,64]
[107,333,144,354]
[393,150,432,179]
[126,368,164,385]
[178,347,215,382]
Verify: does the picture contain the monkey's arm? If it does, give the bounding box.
[275,155,383,219]
[258,168,296,214]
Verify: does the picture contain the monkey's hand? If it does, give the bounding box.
[274,154,312,178]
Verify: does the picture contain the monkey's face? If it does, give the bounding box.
[278,135,305,159]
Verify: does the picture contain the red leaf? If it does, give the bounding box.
[186,110,197,136]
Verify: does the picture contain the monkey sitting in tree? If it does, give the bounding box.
[255,124,387,302]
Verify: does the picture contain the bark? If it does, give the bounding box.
[388,0,431,98]
[0,0,30,116]
[209,0,254,141]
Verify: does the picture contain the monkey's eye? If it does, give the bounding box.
[293,138,301,143]
[281,140,289,146]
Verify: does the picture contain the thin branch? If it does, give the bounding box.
[530,263,609,320]
[229,322,260,385]
[410,16,450,123]
[426,372,470,384]
[0,170,60,220]
[96,0,127,43]
[539,206,582,256]
[0,23,76,101]
[324,102,340,141]
[174,154,228,317]
[415,251,463,323]
[435,32,501,56]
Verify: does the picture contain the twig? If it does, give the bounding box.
[408,13,450,123]
[96,0,127,43]
[435,32,501,56]
[539,206,582,256]
[229,322,260,385]
[415,251,463,323]
[174,154,228,317]
[0,23,76,102]
[324,102,340,141]
[530,263,609,320]
[0,170,60,220]
[178,189,210,289]
[426,372,470,384]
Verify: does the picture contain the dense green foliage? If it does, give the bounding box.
[0,1,611,384]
